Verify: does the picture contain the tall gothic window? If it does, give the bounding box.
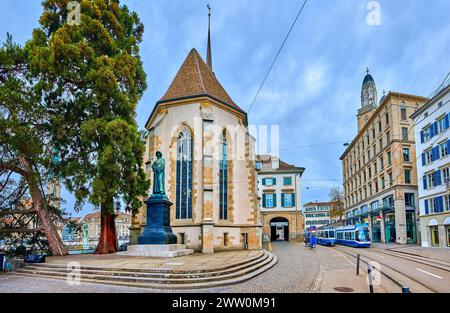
[176,128,193,219]
[219,130,228,220]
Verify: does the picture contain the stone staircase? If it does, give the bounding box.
[13,250,277,289]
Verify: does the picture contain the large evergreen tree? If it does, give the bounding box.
[27,0,149,254]
[0,34,68,255]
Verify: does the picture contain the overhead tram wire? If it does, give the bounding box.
[280,141,349,152]
[247,0,309,114]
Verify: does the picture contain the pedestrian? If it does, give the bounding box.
[304,235,310,247]
[310,234,317,249]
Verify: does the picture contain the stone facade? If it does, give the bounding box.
[131,49,262,252]
[341,71,428,245]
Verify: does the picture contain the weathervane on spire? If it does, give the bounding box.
[366,67,370,75]
[206,4,213,71]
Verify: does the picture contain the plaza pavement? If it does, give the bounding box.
[0,242,384,293]
[29,249,263,272]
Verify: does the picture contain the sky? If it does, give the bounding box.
[1,0,450,217]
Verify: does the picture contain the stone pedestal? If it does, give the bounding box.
[117,244,193,257]
[120,194,194,258]
[137,194,177,245]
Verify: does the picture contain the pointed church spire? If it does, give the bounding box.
[206,4,213,71]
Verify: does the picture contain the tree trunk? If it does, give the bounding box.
[95,200,118,254]
[21,157,68,256]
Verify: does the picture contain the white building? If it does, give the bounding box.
[256,155,305,242]
[412,82,450,248]
[303,202,341,229]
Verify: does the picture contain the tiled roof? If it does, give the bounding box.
[159,48,243,112]
[257,154,305,172]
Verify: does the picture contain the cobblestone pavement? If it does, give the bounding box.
[372,243,450,263]
[0,242,365,293]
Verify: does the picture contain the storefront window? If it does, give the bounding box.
[431,226,440,247]
[384,212,396,243]
[371,215,381,243]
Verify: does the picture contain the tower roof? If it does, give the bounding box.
[363,73,375,85]
[158,48,242,112]
[362,68,375,85]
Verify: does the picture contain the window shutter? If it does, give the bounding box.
[435,170,442,186]
[262,194,266,208]
[273,178,277,185]
[423,176,427,190]
[445,114,450,129]
[281,193,285,208]
[433,122,439,136]
[422,153,426,166]
[424,200,429,215]
[438,196,444,213]
[273,194,277,207]
[447,140,450,154]
[262,178,266,186]
[420,131,424,144]
[291,193,295,206]
[432,146,439,161]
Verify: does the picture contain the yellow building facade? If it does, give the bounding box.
[341,71,428,244]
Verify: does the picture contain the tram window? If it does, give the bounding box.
[329,231,335,238]
[345,232,350,240]
[355,231,359,241]
[324,231,328,239]
[351,232,355,240]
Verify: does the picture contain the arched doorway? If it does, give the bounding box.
[270,217,289,241]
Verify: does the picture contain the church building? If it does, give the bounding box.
[130,12,262,253]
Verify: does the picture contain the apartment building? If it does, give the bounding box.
[412,81,450,248]
[256,155,305,242]
[340,70,428,244]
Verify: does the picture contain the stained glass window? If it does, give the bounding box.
[176,128,193,219]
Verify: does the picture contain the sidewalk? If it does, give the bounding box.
[317,247,389,293]
[372,243,450,263]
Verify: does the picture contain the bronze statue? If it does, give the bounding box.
[152,151,165,195]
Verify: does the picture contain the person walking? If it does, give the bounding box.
[310,234,317,249]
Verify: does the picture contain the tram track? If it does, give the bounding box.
[369,248,450,273]
[330,245,440,293]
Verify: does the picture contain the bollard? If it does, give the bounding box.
[356,254,360,276]
[402,286,410,294]
[367,264,374,293]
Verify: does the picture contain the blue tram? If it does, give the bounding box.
[335,224,371,248]
[317,227,336,246]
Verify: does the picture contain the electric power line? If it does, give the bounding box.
[247,0,309,114]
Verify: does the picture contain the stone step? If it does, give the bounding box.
[21,251,270,279]
[15,252,271,284]
[23,250,266,274]
[13,252,277,289]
